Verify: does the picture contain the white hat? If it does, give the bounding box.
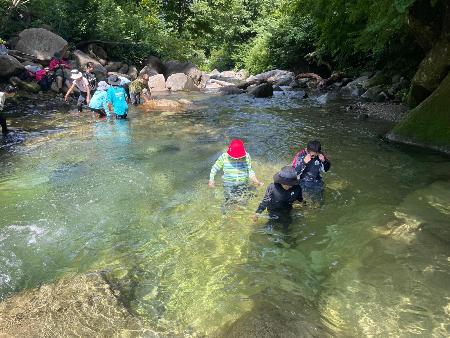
[70,70,83,80]
[97,81,109,91]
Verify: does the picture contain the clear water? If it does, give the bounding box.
[0,93,449,337]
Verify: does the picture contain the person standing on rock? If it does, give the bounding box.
[64,70,91,112]
[48,52,71,93]
[106,75,129,119]
[292,140,331,206]
[209,139,263,210]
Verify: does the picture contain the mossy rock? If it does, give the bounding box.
[388,71,450,153]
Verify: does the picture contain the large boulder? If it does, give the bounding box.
[118,64,129,74]
[140,55,165,77]
[388,71,450,154]
[127,65,138,80]
[248,83,273,98]
[15,28,68,61]
[340,75,370,97]
[86,43,107,65]
[73,50,107,79]
[105,61,123,72]
[166,73,199,91]
[361,85,387,102]
[148,74,167,91]
[164,61,202,85]
[9,76,40,93]
[0,55,24,78]
[246,69,295,85]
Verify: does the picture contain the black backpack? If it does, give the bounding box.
[84,72,97,91]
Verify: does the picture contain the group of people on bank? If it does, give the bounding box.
[25,52,151,118]
[209,139,331,223]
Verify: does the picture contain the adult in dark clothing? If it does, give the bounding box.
[253,166,303,225]
[292,140,331,206]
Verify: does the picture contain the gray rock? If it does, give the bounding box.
[164,60,202,85]
[274,76,293,86]
[127,65,138,80]
[199,72,210,88]
[0,55,24,78]
[391,74,402,84]
[140,55,165,77]
[148,74,167,91]
[105,61,123,72]
[248,83,273,98]
[73,50,107,79]
[118,64,129,74]
[86,43,108,64]
[246,69,295,85]
[166,73,199,91]
[340,75,370,97]
[15,28,68,61]
[361,85,384,101]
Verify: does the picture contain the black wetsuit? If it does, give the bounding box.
[256,183,303,215]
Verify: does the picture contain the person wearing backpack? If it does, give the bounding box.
[84,62,97,92]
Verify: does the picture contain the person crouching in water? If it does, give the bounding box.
[129,74,150,105]
[89,81,110,117]
[209,139,263,209]
[106,75,129,119]
[253,166,303,226]
[65,70,91,112]
[292,140,331,207]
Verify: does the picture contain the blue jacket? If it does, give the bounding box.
[89,90,110,115]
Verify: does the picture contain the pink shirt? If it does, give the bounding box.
[74,77,90,93]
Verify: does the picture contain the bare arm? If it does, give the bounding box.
[64,83,75,101]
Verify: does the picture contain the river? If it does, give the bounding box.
[0,92,449,337]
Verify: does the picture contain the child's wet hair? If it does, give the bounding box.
[307,140,321,153]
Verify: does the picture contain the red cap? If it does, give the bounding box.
[227,139,247,159]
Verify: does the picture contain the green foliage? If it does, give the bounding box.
[0,0,425,75]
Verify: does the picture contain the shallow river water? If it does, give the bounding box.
[0,92,449,337]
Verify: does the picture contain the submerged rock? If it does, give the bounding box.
[217,294,330,338]
[248,83,273,98]
[141,99,192,111]
[0,272,153,337]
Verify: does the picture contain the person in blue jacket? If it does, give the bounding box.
[89,81,110,117]
[106,75,129,119]
[292,140,331,206]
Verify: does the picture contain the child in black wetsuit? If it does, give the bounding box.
[253,166,303,224]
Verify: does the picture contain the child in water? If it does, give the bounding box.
[89,81,110,117]
[253,166,303,225]
[106,75,129,119]
[292,140,331,206]
[209,139,263,208]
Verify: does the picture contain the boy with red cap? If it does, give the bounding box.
[209,139,263,206]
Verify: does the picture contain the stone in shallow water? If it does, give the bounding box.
[216,294,330,338]
[0,272,160,337]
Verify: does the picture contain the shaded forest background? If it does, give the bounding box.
[0,0,434,74]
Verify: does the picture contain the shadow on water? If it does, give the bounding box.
[0,93,449,336]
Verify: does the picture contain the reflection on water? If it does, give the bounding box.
[0,93,449,336]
